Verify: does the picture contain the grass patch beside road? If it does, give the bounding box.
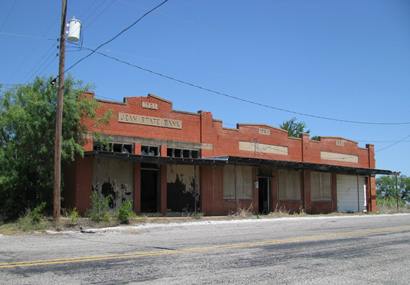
[377,197,410,214]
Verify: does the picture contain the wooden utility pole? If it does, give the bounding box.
[395,173,399,212]
[53,0,67,222]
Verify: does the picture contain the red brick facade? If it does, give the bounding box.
[65,93,381,215]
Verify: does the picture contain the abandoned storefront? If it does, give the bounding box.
[64,93,391,215]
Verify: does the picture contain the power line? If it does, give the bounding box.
[0,0,17,32]
[24,43,57,82]
[82,0,119,32]
[93,92,410,153]
[80,46,410,126]
[63,0,169,75]
[0,31,55,41]
[376,134,410,153]
[2,81,409,154]
[356,139,410,143]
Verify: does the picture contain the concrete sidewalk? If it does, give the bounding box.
[45,212,410,235]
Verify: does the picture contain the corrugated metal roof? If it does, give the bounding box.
[85,151,393,175]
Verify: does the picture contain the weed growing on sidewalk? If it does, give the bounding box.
[88,192,111,223]
[17,203,48,231]
[117,200,134,224]
[68,208,80,226]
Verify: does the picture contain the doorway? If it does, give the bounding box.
[258,177,270,214]
[141,164,159,212]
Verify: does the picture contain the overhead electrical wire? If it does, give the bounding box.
[376,134,410,153]
[0,0,17,32]
[0,31,55,41]
[81,0,119,32]
[24,43,57,82]
[63,0,169,75]
[78,46,410,127]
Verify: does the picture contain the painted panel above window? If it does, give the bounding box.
[239,141,288,156]
[320,151,358,163]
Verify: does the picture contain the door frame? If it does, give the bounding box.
[258,176,271,214]
[140,164,160,213]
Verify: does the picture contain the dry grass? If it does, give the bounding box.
[266,204,306,218]
[376,197,410,214]
[231,204,255,218]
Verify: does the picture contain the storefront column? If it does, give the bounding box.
[160,144,167,157]
[368,176,377,212]
[160,164,167,215]
[303,170,312,213]
[133,162,141,214]
[75,156,93,215]
[270,169,278,211]
[331,173,337,212]
[252,167,258,214]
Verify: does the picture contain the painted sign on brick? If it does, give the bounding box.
[320,151,358,163]
[118,112,182,129]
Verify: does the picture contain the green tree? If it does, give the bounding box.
[0,77,100,220]
[376,175,410,202]
[280,118,310,138]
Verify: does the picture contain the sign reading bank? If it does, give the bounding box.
[118,112,182,129]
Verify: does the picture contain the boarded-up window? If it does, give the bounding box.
[223,165,253,199]
[278,169,301,200]
[311,172,331,201]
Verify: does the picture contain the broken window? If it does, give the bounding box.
[93,142,133,154]
[167,148,200,159]
[183,149,190,158]
[191,150,199,159]
[141,145,159,156]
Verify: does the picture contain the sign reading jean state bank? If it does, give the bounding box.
[118,112,182,129]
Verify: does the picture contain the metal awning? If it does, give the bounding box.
[85,151,393,176]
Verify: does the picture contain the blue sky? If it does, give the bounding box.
[0,0,409,174]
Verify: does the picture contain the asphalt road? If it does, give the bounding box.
[1,214,410,285]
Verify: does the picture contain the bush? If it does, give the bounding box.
[191,212,203,219]
[88,191,111,223]
[117,200,134,224]
[29,202,46,224]
[68,208,80,225]
[17,202,47,231]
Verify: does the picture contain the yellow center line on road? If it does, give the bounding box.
[1,225,409,269]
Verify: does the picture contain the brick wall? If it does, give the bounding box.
[69,93,379,215]
[83,93,376,170]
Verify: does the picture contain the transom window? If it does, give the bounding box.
[141,145,159,156]
[167,148,200,159]
[93,142,133,154]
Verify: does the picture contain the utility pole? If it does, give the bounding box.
[53,0,67,222]
[395,173,399,212]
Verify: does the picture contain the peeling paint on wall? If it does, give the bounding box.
[92,158,134,210]
[167,165,200,212]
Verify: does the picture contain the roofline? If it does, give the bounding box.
[237,124,289,134]
[319,136,358,144]
[147,93,172,104]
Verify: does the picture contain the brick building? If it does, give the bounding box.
[64,92,391,216]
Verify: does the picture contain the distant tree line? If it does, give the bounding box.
[376,175,410,203]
